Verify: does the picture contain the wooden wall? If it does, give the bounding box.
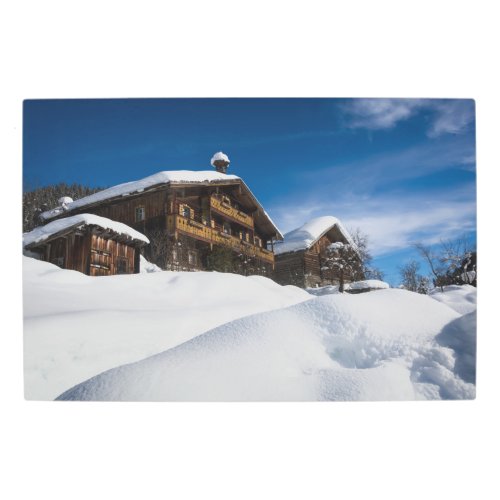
[274,229,357,289]
[273,251,307,288]
[40,231,137,276]
[88,234,136,276]
[87,190,169,234]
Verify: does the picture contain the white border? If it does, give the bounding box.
[3,2,498,499]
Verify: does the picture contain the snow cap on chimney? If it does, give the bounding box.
[58,196,74,209]
[211,152,230,174]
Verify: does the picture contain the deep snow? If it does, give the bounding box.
[23,257,308,400]
[429,284,477,315]
[56,288,475,401]
[23,257,476,402]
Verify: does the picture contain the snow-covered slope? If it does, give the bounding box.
[56,288,475,402]
[429,285,477,315]
[23,257,309,400]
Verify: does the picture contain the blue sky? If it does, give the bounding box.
[23,98,476,284]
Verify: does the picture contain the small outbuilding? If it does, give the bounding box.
[273,216,362,289]
[23,214,149,276]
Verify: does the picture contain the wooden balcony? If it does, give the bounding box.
[168,214,274,265]
[210,196,254,228]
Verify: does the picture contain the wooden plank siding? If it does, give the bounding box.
[273,251,307,288]
[40,181,281,277]
[29,229,140,277]
[274,228,361,289]
[88,190,169,234]
[89,234,136,276]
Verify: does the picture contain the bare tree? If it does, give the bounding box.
[399,260,431,294]
[399,260,420,292]
[144,228,171,269]
[413,243,447,291]
[349,228,384,280]
[440,236,476,286]
[321,241,363,293]
[414,236,476,290]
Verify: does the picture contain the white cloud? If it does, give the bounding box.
[427,100,476,137]
[344,201,476,255]
[270,188,476,257]
[344,98,425,130]
[297,136,476,195]
[342,98,475,138]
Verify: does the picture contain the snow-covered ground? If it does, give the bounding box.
[429,284,477,315]
[22,256,476,401]
[23,256,308,400]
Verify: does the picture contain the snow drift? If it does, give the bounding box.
[23,257,308,400]
[56,288,476,402]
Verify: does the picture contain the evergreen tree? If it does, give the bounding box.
[23,182,105,232]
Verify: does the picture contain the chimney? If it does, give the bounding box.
[211,152,230,174]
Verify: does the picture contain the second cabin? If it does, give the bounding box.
[273,216,364,289]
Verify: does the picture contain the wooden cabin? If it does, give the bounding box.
[273,216,363,289]
[39,154,282,277]
[23,214,149,276]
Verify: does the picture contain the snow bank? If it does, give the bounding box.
[23,213,149,247]
[139,255,162,273]
[56,288,475,402]
[23,257,309,400]
[429,285,477,315]
[40,170,241,220]
[274,216,355,255]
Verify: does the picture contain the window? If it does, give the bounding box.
[135,206,145,222]
[183,206,191,218]
[223,222,231,235]
[188,251,197,266]
[254,236,262,248]
[117,257,128,274]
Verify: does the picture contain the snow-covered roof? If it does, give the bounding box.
[40,170,241,221]
[273,216,355,255]
[23,213,149,248]
[39,169,283,239]
[210,152,230,165]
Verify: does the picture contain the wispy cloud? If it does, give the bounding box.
[269,184,476,257]
[343,98,425,130]
[342,98,475,138]
[296,135,476,195]
[427,100,476,137]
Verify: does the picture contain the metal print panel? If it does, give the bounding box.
[23,98,477,401]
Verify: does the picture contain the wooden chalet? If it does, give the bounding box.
[273,216,362,289]
[39,153,282,276]
[23,214,149,276]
